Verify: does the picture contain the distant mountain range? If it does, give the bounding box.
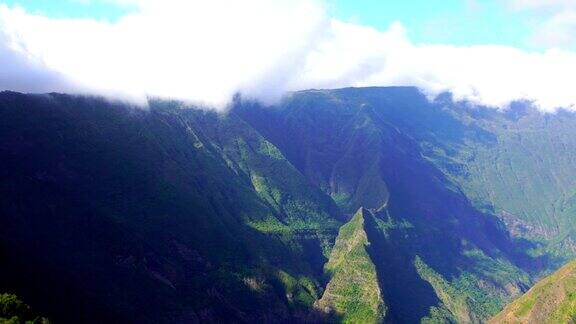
[1,87,575,323]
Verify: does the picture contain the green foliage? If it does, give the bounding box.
[3,87,575,323]
[491,260,576,324]
[318,209,387,323]
[0,293,47,324]
[416,249,529,323]
[421,305,457,324]
[275,270,319,308]
[415,256,470,323]
[236,87,546,323]
[415,102,576,260]
[331,192,352,209]
[0,93,343,322]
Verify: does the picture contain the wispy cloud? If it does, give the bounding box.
[504,0,576,49]
[1,0,576,112]
[505,0,576,10]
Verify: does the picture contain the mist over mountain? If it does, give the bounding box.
[2,0,576,111]
[0,87,575,323]
[4,0,576,323]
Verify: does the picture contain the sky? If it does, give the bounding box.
[331,0,530,48]
[1,0,576,111]
[1,0,569,50]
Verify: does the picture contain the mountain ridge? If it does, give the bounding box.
[0,87,574,322]
[316,207,387,323]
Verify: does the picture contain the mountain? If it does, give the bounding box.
[237,87,543,322]
[316,208,386,323]
[0,87,575,322]
[490,260,576,323]
[0,92,341,323]
[237,87,576,257]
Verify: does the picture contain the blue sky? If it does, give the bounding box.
[1,0,134,21]
[330,0,533,49]
[0,0,547,50]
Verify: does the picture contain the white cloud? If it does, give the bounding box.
[0,0,330,107]
[505,0,576,10]
[296,20,576,112]
[503,0,576,49]
[0,26,74,94]
[1,0,576,112]
[530,10,576,48]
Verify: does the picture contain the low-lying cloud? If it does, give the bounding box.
[1,0,576,112]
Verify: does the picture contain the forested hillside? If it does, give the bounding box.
[1,87,575,322]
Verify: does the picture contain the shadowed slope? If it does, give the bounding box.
[0,92,341,323]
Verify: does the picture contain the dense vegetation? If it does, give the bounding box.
[0,293,46,323]
[317,208,386,323]
[237,87,543,322]
[0,93,340,322]
[0,87,575,322]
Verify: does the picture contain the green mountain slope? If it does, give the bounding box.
[0,92,341,322]
[316,208,386,323]
[243,87,576,258]
[236,88,543,322]
[490,260,576,324]
[318,88,576,257]
[2,86,575,322]
[436,101,576,243]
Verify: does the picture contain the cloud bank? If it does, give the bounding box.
[1,0,576,112]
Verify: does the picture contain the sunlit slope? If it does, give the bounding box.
[317,208,386,323]
[490,260,576,324]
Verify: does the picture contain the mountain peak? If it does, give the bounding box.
[316,207,387,323]
[355,206,367,217]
